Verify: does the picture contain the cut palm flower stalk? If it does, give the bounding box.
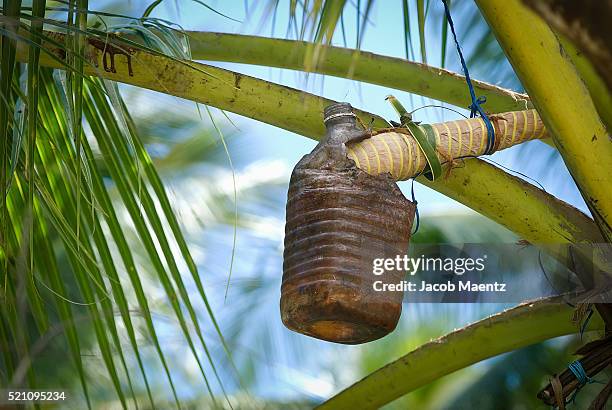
[349,97,547,181]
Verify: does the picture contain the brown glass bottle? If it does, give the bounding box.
[281,103,416,344]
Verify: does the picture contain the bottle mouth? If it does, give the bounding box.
[323,102,356,124]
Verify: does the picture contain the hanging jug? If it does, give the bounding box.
[281,102,416,344]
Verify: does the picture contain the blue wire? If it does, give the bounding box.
[563,360,604,407]
[568,360,592,386]
[441,0,496,155]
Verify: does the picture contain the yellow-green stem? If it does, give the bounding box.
[559,37,612,133]
[186,31,530,113]
[319,297,604,409]
[475,0,612,241]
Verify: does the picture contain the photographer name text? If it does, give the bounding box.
[373,280,506,292]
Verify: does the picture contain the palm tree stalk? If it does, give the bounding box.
[319,296,604,409]
[475,0,612,242]
[186,31,530,113]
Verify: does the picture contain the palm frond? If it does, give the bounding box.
[1,0,23,263]
[440,0,449,67]
[401,0,415,60]
[416,0,426,63]
[0,3,236,406]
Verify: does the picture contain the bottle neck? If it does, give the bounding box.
[323,102,360,144]
[324,115,358,129]
[323,103,355,125]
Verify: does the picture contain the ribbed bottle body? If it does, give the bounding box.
[281,165,415,344]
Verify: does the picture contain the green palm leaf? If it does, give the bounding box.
[1,3,236,406]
